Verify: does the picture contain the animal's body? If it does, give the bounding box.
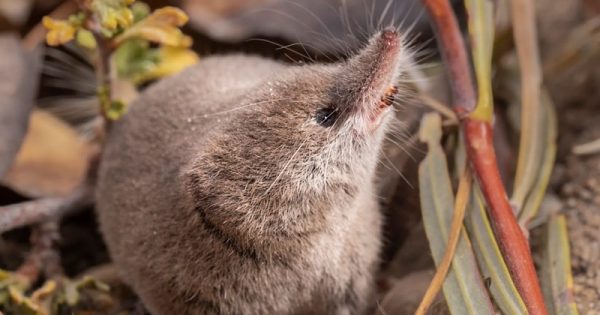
[96,30,412,315]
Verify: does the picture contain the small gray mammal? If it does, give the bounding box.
[96,29,414,315]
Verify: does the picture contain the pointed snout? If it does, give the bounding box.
[379,28,401,50]
[335,29,404,126]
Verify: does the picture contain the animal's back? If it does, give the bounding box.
[96,55,291,314]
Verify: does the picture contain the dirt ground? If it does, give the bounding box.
[537,0,600,311]
[553,106,600,314]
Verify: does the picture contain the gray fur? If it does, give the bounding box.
[96,30,412,315]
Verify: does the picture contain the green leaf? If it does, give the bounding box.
[418,113,495,315]
[76,29,97,50]
[131,2,151,22]
[114,6,192,47]
[465,186,528,314]
[113,38,198,85]
[106,100,127,121]
[509,0,550,220]
[499,61,558,226]
[518,89,557,226]
[133,46,199,84]
[113,39,160,80]
[541,215,579,315]
[91,0,134,33]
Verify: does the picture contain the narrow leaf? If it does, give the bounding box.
[418,113,495,315]
[415,167,472,315]
[518,89,557,226]
[510,0,545,213]
[541,215,579,315]
[465,186,528,314]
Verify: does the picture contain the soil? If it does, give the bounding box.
[537,0,600,311]
[552,106,600,314]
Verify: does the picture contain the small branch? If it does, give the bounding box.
[419,94,459,124]
[16,221,63,284]
[76,0,117,127]
[0,185,93,234]
[572,138,600,156]
[0,149,99,234]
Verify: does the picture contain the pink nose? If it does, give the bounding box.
[380,29,400,47]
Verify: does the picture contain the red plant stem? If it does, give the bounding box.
[422,0,548,314]
[422,0,476,118]
[463,121,547,315]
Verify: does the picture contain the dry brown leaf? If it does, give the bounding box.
[1,110,91,198]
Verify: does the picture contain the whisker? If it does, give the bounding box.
[264,139,307,195]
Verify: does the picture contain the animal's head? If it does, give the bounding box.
[186,29,413,239]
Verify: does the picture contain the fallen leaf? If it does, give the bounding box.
[0,34,40,178]
[1,110,90,198]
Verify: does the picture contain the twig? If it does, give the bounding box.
[572,138,600,156]
[421,0,548,314]
[0,149,99,234]
[415,167,472,315]
[16,220,63,284]
[75,0,117,127]
[419,94,459,124]
[0,184,93,234]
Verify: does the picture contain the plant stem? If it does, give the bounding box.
[422,0,476,118]
[0,184,94,234]
[421,0,548,314]
[0,151,99,234]
[92,31,114,125]
[16,221,63,283]
[77,0,115,127]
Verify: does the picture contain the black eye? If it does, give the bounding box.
[315,107,338,127]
